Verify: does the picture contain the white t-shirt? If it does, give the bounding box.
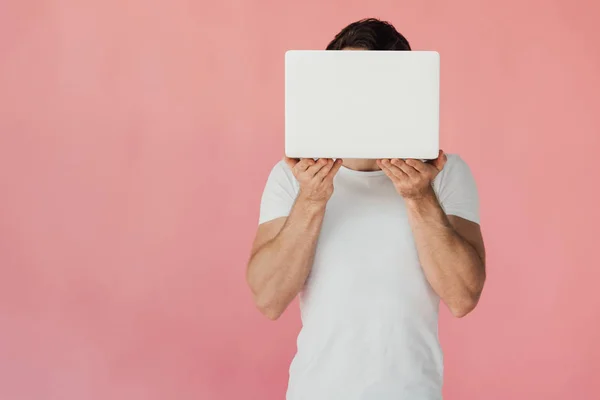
[258,154,480,400]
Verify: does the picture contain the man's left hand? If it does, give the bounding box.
[377,150,447,200]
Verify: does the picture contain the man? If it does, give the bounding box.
[246,18,486,400]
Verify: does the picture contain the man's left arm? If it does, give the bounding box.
[404,190,485,317]
[378,152,486,318]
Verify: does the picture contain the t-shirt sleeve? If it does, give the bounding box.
[434,154,480,224]
[258,160,299,225]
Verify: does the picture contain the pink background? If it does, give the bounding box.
[1,0,599,399]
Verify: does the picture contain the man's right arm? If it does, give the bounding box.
[246,196,325,320]
[246,157,342,320]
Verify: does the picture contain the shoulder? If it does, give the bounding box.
[270,159,295,179]
[266,159,300,190]
[433,153,477,189]
[440,153,472,176]
[444,153,469,170]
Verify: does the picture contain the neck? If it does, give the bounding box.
[342,158,381,172]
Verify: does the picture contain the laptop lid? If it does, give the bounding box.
[285,50,440,159]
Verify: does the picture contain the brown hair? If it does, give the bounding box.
[326,18,411,51]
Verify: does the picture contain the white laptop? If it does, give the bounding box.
[285,50,440,159]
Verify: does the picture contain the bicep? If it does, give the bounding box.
[448,215,486,265]
[435,155,480,224]
[258,161,298,225]
[252,160,297,257]
[251,217,287,257]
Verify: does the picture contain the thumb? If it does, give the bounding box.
[432,150,447,171]
[284,156,299,169]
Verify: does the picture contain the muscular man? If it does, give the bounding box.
[246,18,486,400]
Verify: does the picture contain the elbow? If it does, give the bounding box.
[258,304,283,321]
[246,271,282,320]
[254,294,284,321]
[450,270,486,318]
[449,289,482,318]
[247,281,285,320]
[449,300,476,318]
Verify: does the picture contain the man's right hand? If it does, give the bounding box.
[284,157,343,205]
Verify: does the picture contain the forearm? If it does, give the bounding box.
[247,197,325,319]
[405,188,485,317]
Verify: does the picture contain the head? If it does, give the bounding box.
[326,18,411,51]
[326,19,410,172]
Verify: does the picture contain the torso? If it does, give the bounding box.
[287,166,443,400]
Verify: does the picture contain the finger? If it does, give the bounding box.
[314,159,334,181]
[379,163,399,182]
[391,158,419,178]
[381,159,408,179]
[379,160,403,182]
[324,159,344,181]
[305,158,328,177]
[284,156,299,170]
[404,158,427,173]
[431,150,447,171]
[295,158,316,173]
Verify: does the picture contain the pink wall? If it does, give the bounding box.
[1,0,599,399]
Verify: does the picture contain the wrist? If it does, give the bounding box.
[404,186,439,213]
[296,193,328,215]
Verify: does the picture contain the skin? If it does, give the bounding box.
[246,151,486,319]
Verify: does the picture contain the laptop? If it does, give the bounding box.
[285,50,440,160]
